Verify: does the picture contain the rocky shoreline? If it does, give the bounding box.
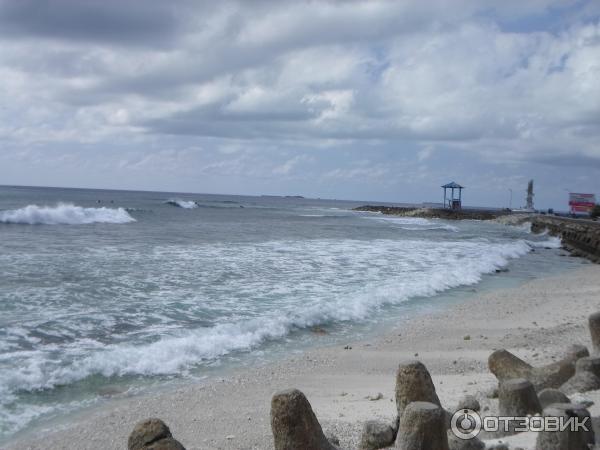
[355,206,600,264]
[130,312,600,450]
[353,206,507,221]
[496,215,600,264]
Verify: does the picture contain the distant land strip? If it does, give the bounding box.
[353,205,503,220]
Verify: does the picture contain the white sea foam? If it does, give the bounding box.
[165,199,198,209]
[0,237,554,398]
[0,194,576,441]
[511,221,533,233]
[527,236,562,248]
[365,215,459,232]
[0,204,135,225]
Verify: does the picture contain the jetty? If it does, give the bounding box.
[353,205,506,221]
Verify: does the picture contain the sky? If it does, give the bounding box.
[0,0,599,209]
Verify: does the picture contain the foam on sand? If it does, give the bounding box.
[0,204,135,225]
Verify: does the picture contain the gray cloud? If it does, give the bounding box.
[0,0,184,46]
[0,0,598,208]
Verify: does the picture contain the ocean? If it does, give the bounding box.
[0,185,585,442]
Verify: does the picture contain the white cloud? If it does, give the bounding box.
[0,0,598,206]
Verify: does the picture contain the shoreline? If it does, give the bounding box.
[356,205,600,264]
[5,263,600,449]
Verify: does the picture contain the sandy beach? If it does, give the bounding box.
[4,262,599,450]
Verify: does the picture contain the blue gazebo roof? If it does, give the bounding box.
[441,181,464,189]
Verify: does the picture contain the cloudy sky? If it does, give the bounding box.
[1,0,599,209]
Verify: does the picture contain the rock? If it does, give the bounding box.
[146,438,186,450]
[447,432,485,450]
[499,378,542,417]
[560,370,600,395]
[367,392,384,401]
[528,216,600,264]
[359,420,395,450]
[395,360,441,419]
[128,418,173,450]
[325,433,340,447]
[270,388,338,450]
[538,388,570,409]
[535,403,594,450]
[497,378,542,436]
[589,312,600,353]
[488,347,588,391]
[396,401,449,450]
[456,395,480,412]
[486,386,499,399]
[570,393,594,408]
[568,344,591,360]
[576,356,600,378]
[488,350,532,381]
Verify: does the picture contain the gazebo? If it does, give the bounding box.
[442,181,464,210]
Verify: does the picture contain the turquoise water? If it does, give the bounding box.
[0,185,585,442]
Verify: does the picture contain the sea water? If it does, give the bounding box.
[0,185,585,442]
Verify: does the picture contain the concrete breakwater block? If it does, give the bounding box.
[576,356,600,378]
[488,349,533,380]
[560,371,600,395]
[395,360,442,419]
[488,345,589,391]
[496,378,543,436]
[535,403,594,450]
[499,378,542,417]
[455,395,480,413]
[396,401,449,450]
[589,312,600,353]
[128,418,186,450]
[270,388,338,450]
[447,432,485,450]
[559,355,600,394]
[359,420,396,450]
[538,388,571,409]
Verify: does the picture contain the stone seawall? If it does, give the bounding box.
[353,206,505,221]
[356,207,600,264]
[529,216,600,264]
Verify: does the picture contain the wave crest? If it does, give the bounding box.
[0,238,541,392]
[165,199,198,209]
[0,204,135,225]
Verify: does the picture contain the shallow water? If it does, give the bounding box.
[0,185,584,442]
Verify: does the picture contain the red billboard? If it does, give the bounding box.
[569,193,596,214]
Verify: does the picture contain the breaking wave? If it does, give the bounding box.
[165,199,198,209]
[527,236,562,248]
[0,237,555,398]
[0,204,135,225]
[365,215,459,232]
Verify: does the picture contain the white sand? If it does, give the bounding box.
[5,264,600,450]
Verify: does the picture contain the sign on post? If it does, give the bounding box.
[569,193,596,215]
